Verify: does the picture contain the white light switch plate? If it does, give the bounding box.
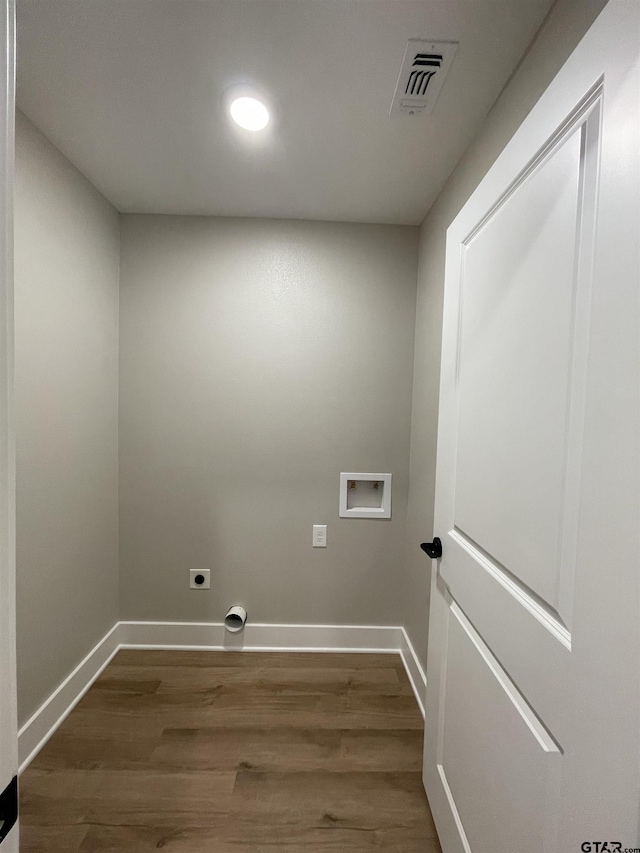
[312,524,327,547]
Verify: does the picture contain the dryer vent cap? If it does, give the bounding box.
[224,605,247,633]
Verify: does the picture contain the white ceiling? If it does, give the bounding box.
[16,0,554,225]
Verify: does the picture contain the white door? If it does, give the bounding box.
[0,0,17,851]
[423,2,640,852]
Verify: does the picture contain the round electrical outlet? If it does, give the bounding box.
[190,569,210,589]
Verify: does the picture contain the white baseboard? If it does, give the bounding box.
[18,622,121,773]
[18,620,427,773]
[118,620,403,653]
[399,627,427,717]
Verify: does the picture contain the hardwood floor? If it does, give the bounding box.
[19,650,442,852]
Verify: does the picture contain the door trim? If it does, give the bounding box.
[0,1,17,850]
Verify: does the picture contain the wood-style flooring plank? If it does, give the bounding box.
[227,769,437,832]
[152,726,424,772]
[30,731,160,771]
[110,649,403,670]
[19,649,440,852]
[20,768,237,827]
[78,823,443,853]
[100,663,405,691]
[73,690,423,731]
[19,824,88,853]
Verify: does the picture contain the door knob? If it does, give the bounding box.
[420,537,442,559]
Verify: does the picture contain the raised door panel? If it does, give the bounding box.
[443,90,601,658]
[437,599,561,853]
[453,124,585,633]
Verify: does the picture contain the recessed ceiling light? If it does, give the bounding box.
[229,96,270,131]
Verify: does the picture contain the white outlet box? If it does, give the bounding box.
[312,524,327,547]
[189,569,210,589]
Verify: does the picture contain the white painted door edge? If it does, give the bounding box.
[17,621,428,773]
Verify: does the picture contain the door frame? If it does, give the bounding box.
[0,0,17,850]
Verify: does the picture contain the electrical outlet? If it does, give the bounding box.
[312,524,327,548]
[189,569,210,589]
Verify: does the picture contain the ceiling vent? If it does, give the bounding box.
[390,39,459,116]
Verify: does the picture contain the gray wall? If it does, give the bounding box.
[119,215,418,625]
[402,0,609,670]
[14,112,120,724]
